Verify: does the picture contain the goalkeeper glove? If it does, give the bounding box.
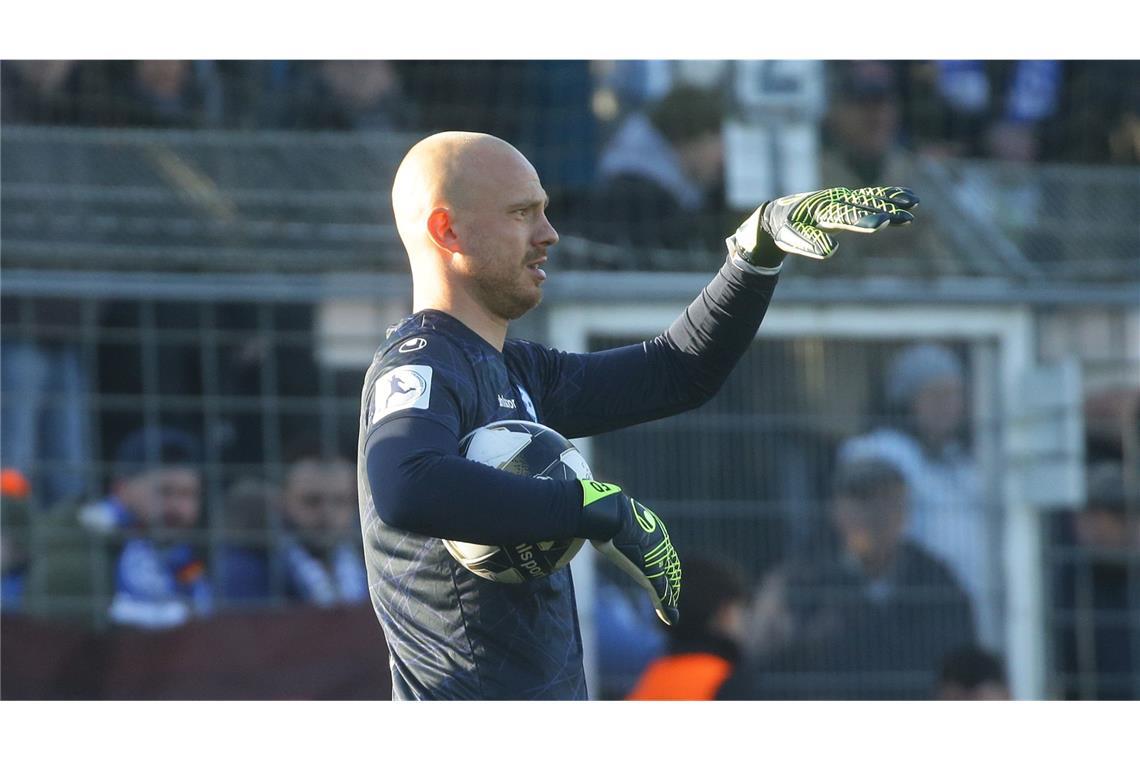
[577,480,681,626]
[727,186,919,267]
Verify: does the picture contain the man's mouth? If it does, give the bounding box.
[525,257,547,281]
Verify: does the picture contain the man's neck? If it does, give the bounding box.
[848,546,896,581]
[413,291,508,352]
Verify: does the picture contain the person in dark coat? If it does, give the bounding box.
[720,456,976,700]
[1052,461,1140,700]
[584,85,728,260]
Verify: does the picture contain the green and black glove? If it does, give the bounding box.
[727,186,920,267]
[577,480,681,626]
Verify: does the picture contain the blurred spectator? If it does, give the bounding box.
[720,457,975,699]
[2,60,76,123]
[907,61,1062,162]
[99,428,213,629]
[839,343,998,645]
[596,568,666,699]
[815,61,963,276]
[1048,61,1140,165]
[627,556,747,700]
[105,60,224,128]
[0,60,105,125]
[23,427,209,626]
[1052,461,1140,700]
[937,644,1011,700]
[215,478,279,604]
[274,442,367,607]
[583,85,727,257]
[822,62,908,187]
[397,61,597,192]
[272,61,415,131]
[1,296,93,508]
[596,60,677,115]
[1,469,33,611]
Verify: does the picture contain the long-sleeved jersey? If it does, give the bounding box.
[358,254,778,699]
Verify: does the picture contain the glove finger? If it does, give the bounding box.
[815,209,893,233]
[838,191,910,218]
[592,535,680,626]
[648,577,680,626]
[783,221,838,258]
[887,209,915,226]
[841,191,915,226]
[855,186,920,209]
[654,603,680,626]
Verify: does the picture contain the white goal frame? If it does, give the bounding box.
[552,298,1045,700]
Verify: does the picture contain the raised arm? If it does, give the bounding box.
[519,186,919,439]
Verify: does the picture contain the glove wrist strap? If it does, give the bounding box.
[727,203,785,272]
[575,480,624,540]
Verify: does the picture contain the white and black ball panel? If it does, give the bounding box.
[458,425,532,471]
[446,421,591,583]
[458,421,591,479]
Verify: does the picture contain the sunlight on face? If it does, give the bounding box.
[450,150,559,321]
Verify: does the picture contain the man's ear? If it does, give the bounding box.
[427,207,460,253]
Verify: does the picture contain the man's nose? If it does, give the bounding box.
[536,212,559,247]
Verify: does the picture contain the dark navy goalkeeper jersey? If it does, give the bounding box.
[358,254,779,700]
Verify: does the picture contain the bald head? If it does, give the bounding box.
[391,131,538,254]
[389,131,558,339]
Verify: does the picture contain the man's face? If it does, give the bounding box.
[678,131,725,189]
[158,467,203,530]
[450,154,559,321]
[117,466,202,529]
[833,485,907,568]
[320,61,397,106]
[136,60,190,97]
[911,376,965,447]
[282,459,357,546]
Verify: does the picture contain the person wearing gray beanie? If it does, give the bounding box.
[884,343,967,456]
[838,342,996,646]
[886,343,965,411]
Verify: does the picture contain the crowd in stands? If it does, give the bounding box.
[0,425,367,628]
[600,342,1139,701]
[2,60,1137,699]
[2,60,1136,201]
[3,60,1134,165]
[5,59,1133,278]
[1,329,1135,700]
[3,59,1135,281]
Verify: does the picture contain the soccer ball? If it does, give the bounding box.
[443,420,592,583]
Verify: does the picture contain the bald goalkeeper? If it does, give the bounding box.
[358,131,918,700]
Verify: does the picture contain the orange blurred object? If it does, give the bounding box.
[1,469,32,500]
[626,653,733,700]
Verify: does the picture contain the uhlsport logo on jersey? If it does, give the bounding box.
[399,337,428,353]
[371,365,433,424]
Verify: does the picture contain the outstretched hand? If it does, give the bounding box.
[729,186,920,265]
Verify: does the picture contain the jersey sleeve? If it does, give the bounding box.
[362,333,472,441]
[361,334,608,545]
[507,254,779,439]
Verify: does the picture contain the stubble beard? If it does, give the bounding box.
[472,252,542,322]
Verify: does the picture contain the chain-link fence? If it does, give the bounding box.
[2,59,1138,700]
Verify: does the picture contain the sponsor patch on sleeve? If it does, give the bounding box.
[370,365,433,424]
